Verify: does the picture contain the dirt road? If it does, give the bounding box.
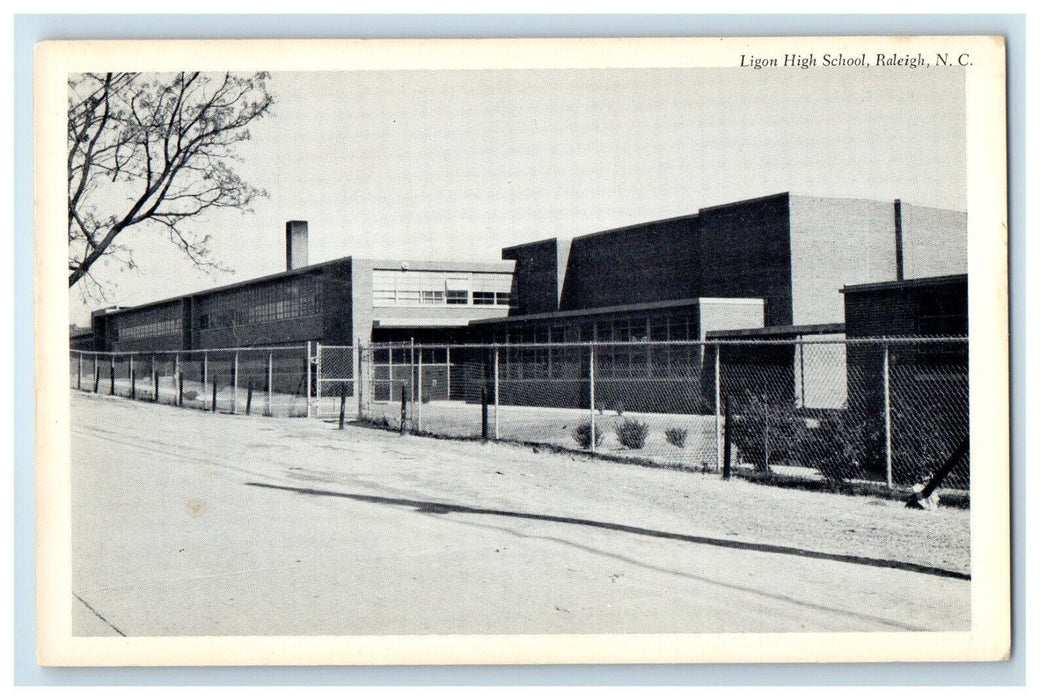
[70,391,970,636]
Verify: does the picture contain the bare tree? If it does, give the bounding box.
[67,71,273,289]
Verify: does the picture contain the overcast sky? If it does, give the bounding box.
[70,66,966,325]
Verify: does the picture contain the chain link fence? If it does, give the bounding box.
[315,344,357,419]
[70,345,313,418]
[71,337,969,492]
[356,338,969,491]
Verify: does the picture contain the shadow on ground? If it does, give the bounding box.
[243,481,970,581]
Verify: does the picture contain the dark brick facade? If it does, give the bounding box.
[502,238,567,315]
[557,215,704,312]
[698,193,793,327]
[843,275,969,484]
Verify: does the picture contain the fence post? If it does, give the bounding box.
[883,341,894,490]
[714,343,722,473]
[338,381,348,430]
[178,372,184,407]
[356,340,364,421]
[130,368,136,400]
[267,352,273,417]
[316,343,323,417]
[212,380,217,413]
[246,380,253,416]
[306,342,312,419]
[129,354,135,398]
[493,345,500,440]
[409,339,416,425]
[416,347,423,433]
[400,384,407,435]
[589,343,596,453]
[481,385,489,442]
[722,392,732,481]
[150,354,156,398]
[77,353,82,390]
[203,351,209,409]
[93,356,99,393]
[153,368,159,402]
[109,357,115,395]
[232,352,239,415]
[761,384,770,472]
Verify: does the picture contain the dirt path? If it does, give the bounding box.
[70,391,970,636]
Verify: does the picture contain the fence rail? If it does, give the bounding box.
[71,345,315,418]
[355,337,969,491]
[71,337,969,492]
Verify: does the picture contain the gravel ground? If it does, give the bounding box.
[298,421,971,577]
[69,390,970,638]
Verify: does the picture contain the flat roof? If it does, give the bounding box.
[469,298,707,326]
[841,274,967,295]
[94,256,515,319]
[368,259,514,274]
[373,318,480,329]
[705,323,845,339]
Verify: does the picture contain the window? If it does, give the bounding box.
[197,277,321,330]
[916,293,967,336]
[115,306,182,341]
[372,269,513,307]
[446,277,469,305]
[473,273,513,306]
[915,291,967,364]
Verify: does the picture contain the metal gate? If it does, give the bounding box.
[315,344,357,419]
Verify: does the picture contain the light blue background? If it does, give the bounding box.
[14,13,1026,686]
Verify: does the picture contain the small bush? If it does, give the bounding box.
[360,414,392,430]
[616,418,649,450]
[573,420,604,449]
[665,427,688,448]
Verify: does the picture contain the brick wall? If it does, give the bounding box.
[699,193,793,327]
[559,215,703,311]
[899,203,967,279]
[502,239,564,315]
[789,195,897,326]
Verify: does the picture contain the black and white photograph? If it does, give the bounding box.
[34,35,1010,666]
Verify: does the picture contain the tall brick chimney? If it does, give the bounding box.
[286,220,308,271]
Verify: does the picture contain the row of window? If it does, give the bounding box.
[485,311,700,346]
[117,317,182,341]
[499,345,706,379]
[198,279,322,330]
[372,270,514,308]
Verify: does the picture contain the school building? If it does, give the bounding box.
[85,192,967,410]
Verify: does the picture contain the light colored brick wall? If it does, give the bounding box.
[899,203,967,279]
[698,298,765,338]
[788,196,897,326]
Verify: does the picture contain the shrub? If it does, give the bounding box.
[665,427,688,448]
[358,414,392,430]
[615,418,649,450]
[730,391,803,471]
[573,420,604,449]
[794,412,881,483]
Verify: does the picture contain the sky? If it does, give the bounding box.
[69,65,966,325]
